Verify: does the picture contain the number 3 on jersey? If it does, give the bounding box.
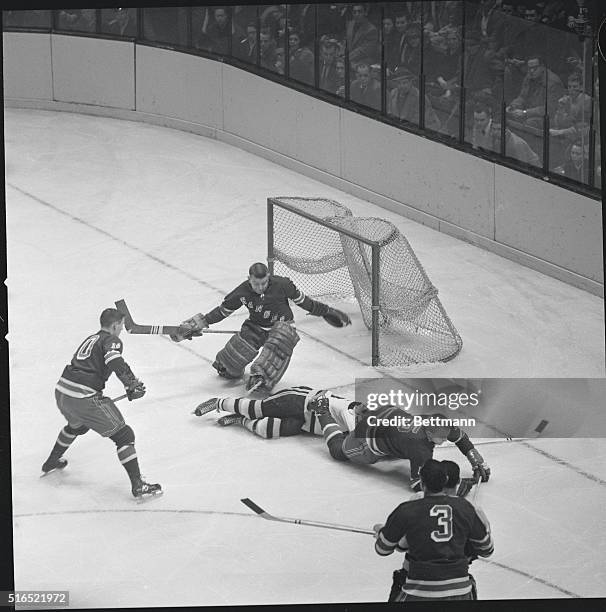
[430,505,453,542]
[76,335,99,360]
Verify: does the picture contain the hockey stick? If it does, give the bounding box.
[240,498,375,535]
[114,299,239,335]
[111,393,128,402]
[472,477,482,504]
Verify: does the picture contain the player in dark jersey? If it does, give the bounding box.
[41,308,161,500]
[387,459,480,601]
[172,262,351,391]
[193,386,356,438]
[375,459,493,602]
[308,397,491,491]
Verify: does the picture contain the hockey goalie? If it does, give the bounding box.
[172,262,351,391]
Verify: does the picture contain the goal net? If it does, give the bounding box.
[267,197,462,367]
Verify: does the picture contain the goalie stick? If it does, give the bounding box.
[114,299,238,335]
[240,498,375,535]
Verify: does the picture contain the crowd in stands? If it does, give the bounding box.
[4,2,600,188]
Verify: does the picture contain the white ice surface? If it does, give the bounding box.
[5,109,606,607]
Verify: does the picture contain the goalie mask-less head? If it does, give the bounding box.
[248,262,270,295]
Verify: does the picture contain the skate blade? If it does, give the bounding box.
[134,490,164,504]
[39,466,67,478]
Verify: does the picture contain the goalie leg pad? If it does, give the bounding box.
[213,333,259,379]
[249,322,300,391]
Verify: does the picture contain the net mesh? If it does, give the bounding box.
[270,197,462,366]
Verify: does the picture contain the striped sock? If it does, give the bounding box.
[46,426,79,461]
[117,444,140,481]
[219,398,264,418]
[243,417,281,439]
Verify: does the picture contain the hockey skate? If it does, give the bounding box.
[193,397,220,416]
[40,456,68,477]
[217,414,244,427]
[132,478,163,502]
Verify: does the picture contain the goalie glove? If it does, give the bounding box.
[171,313,209,342]
[126,379,146,401]
[323,307,351,328]
[466,448,491,482]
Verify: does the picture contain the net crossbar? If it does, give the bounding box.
[268,197,462,367]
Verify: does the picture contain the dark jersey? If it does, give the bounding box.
[361,406,474,483]
[375,494,493,596]
[56,330,125,398]
[205,276,307,328]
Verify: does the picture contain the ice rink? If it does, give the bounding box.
[5,108,606,607]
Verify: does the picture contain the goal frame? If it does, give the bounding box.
[267,197,381,366]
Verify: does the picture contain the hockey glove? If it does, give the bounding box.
[372,523,384,540]
[323,307,351,328]
[171,313,209,342]
[466,448,491,482]
[456,477,478,498]
[126,380,146,401]
[308,392,330,415]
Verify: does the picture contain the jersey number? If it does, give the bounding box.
[430,505,453,542]
[76,335,99,360]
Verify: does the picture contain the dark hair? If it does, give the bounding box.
[419,459,448,493]
[249,262,269,278]
[441,460,461,488]
[100,308,125,328]
[473,102,492,117]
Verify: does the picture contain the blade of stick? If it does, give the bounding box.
[115,299,135,331]
[241,498,266,515]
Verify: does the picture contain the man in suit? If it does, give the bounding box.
[346,3,379,69]
[350,62,381,109]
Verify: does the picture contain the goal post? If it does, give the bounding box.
[267,197,462,367]
[268,196,382,364]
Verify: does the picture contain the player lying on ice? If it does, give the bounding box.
[193,386,356,438]
[307,394,491,492]
[171,262,351,391]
